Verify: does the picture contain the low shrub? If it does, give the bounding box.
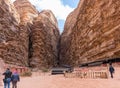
[20,71,32,77]
[41,68,49,72]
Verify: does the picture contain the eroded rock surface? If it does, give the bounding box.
[60,0,120,66]
[0,0,28,66]
[30,10,60,68]
[0,0,60,69]
[14,0,38,24]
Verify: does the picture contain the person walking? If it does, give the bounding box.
[11,69,20,88]
[3,68,12,88]
[109,63,115,78]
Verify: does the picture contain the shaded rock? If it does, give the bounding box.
[30,10,60,68]
[60,0,120,66]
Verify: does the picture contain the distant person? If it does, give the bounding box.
[3,68,12,88]
[11,69,20,88]
[109,63,115,78]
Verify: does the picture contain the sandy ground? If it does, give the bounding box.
[17,75,120,88]
[0,67,120,88]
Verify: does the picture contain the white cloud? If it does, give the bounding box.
[11,0,15,3]
[11,0,74,21]
[30,0,74,21]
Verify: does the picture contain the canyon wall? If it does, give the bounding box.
[0,0,28,66]
[30,10,60,68]
[0,0,60,69]
[14,0,38,24]
[60,0,120,66]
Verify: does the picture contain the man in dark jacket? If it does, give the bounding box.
[109,63,115,78]
[11,70,20,88]
[3,68,12,88]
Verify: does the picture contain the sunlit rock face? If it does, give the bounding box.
[30,10,60,68]
[0,0,28,66]
[14,0,38,67]
[60,0,120,66]
[14,0,38,24]
[14,0,60,68]
[0,0,60,69]
[3,0,20,23]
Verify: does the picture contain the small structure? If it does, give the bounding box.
[4,64,29,75]
[51,67,73,75]
[64,67,108,79]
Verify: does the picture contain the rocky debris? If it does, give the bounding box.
[60,0,120,66]
[30,10,60,68]
[0,0,28,66]
[14,0,38,24]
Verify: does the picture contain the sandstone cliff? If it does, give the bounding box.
[0,0,60,68]
[14,0,60,68]
[0,0,28,66]
[60,0,120,66]
[14,0,39,67]
[14,0,38,24]
[30,10,60,68]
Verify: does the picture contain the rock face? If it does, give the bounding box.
[30,10,60,68]
[0,0,28,66]
[14,0,38,24]
[14,0,39,67]
[0,0,60,68]
[60,0,120,66]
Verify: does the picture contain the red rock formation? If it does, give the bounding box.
[14,0,39,67]
[30,10,60,68]
[14,0,38,24]
[0,0,28,66]
[60,0,120,66]
[14,0,60,69]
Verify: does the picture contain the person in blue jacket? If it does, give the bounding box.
[11,69,20,88]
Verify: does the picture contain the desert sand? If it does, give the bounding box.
[0,67,120,88]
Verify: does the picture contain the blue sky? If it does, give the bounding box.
[59,0,79,33]
[61,0,79,8]
[11,0,79,33]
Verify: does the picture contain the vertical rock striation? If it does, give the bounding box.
[14,0,39,67]
[30,10,60,68]
[0,0,28,66]
[14,0,60,68]
[60,0,120,66]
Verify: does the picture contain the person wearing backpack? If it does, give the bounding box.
[2,68,12,88]
[11,69,20,88]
